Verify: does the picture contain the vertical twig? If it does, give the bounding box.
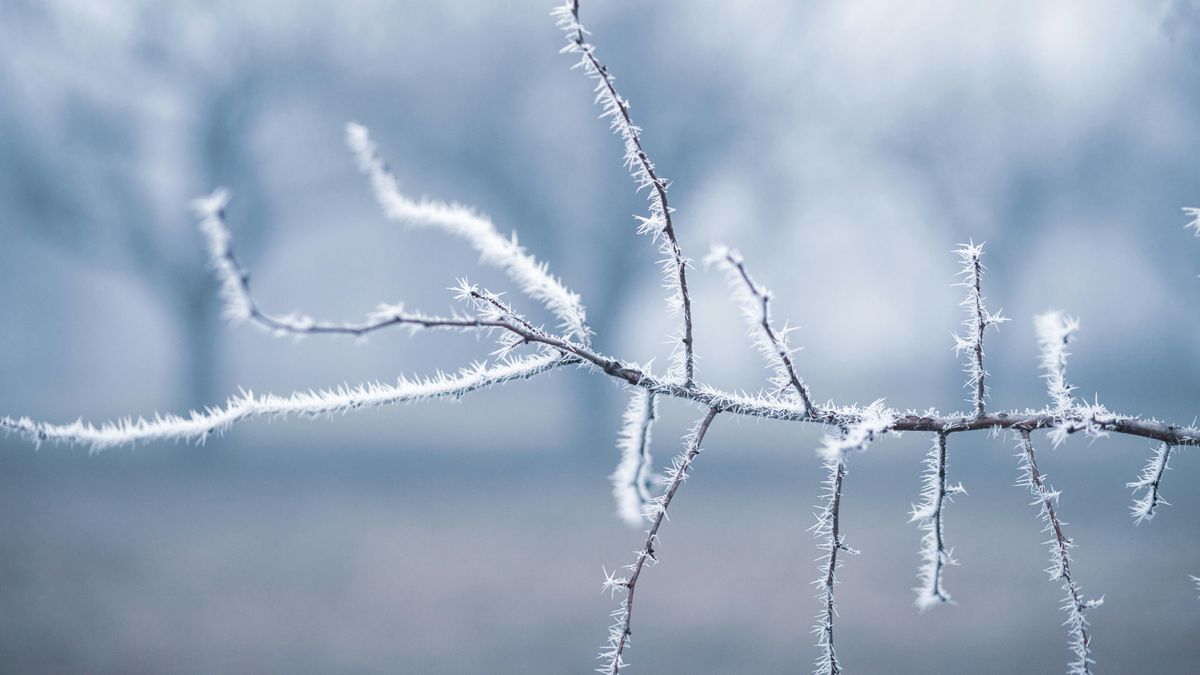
[911,431,965,609]
[1128,442,1174,524]
[611,389,659,527]
[954,243,1006,418]
[812,403,892,675]
[553,0,695,386]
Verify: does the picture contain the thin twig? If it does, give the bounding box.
[554,0,694,386]
[194,189,491,339]
[911,431,965,609]
[1128,442,1174,524]
[707,245,815,415]
[611,389,659,527]
[599,407,719,674]
[953,242,1006,419]
[1017,430,1102,675]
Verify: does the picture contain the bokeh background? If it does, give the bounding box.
[2,1,1200,672]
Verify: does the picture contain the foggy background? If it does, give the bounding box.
[1,0,1199,672]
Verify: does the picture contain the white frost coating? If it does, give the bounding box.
[811,401,891,675]
[1127,442,1173,524]
[817,400,892,464]
[193,189,252,323]
[952,242,1008,416]
[552,2,693,385]
[1034,312,1080,413]
[910,433,966,610]
[196,189,482,339]
[1,353,564,452]
[1017,433,1103,675]
[706,245,813,412]
[345,123,592,346]
[611,389,658,527]
[1184,207,1200,236]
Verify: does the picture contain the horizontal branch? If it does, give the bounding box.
[5,323,1199,451]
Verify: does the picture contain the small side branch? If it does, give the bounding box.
[345,123,593,346]
[1034,312,1081,413]
[599,407,719,674]
[812,403,893,675]
[911,431,965,609]
[707,246,815,415]
[1128,442,1174,525]
[1017,430,1102,675]
[611,389,659,527]
[553,0,695,387]
[194,190,487,339]
[953,242,1007,418]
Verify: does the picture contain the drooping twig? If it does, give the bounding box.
[553,0,695,386]
[953,242,1007,418]
[911,431,966,609]
[599,407,719,674]
[1128,442,1174,525]
[611,389,659,527]
[1034,312,1081,414]
[1017,430,1102,675]
[345,123,592,346]
[812,402,893,675]
[707,245,815,415]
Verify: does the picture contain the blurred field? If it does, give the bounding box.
[1,429,1196,674]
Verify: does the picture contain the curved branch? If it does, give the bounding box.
[194,189,485,339]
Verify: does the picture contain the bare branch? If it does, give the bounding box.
[553,0,695,387]
[1017,430,1102,675]
[611,389,659,528]
[911,431,966,610]
[953,242,1007,418]
[599,407,719,674]
[345,123,593,346]
[707,245,815,415]
[1128,442,1174,525]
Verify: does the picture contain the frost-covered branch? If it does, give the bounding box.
[194,189,503,339]
[599,407,719,674]
[345,123,592,346]
[1017,430,1102,675]
[553,0,695,386]
[812,402,892,675]
[911,432,966,609]
[611,389,659,527]
[0,353,569,451]
[1128,442,1174,525]
[953,242,1007,418]
[707,245,815,415]
[1034,312,1080,413]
